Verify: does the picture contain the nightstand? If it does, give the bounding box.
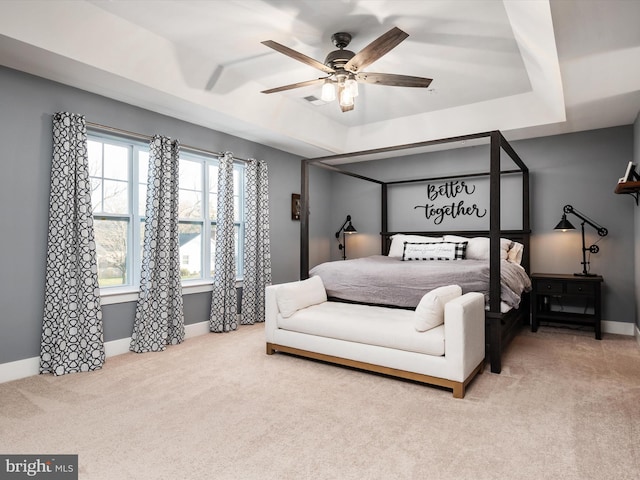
[530,273,603,339]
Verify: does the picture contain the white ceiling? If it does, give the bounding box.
[0,0,639,159]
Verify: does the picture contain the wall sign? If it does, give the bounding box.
[413,180,487,225]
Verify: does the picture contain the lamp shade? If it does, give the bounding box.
[554,214,575,231]
[344,221,357,233]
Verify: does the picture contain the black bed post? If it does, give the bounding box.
[300,159,310,280]
[522,168,531,272]
[488,131,502,374]
[381,183,388,254]
[489,131,501,312]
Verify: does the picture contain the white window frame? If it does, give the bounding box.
[88,131,245,305]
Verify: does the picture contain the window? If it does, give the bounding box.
[88,132,245,290]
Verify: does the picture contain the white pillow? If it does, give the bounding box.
[444,235,512,260]
[388,234,443,258]
[276,276,327,318]
[414,285,462,332]
[443,235,469,243]
[508,242,524,264]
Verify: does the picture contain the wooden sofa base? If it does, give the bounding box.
[266,342,484,399]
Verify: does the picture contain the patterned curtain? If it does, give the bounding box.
[241,159,271,325]
[210,153,237,332]
[130,136,185,352]
[40,112,105,375]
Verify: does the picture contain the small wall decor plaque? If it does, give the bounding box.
[291,193,301,220]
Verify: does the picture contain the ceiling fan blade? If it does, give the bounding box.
[355,72,433,88]
[261,40,335,74]
[261,77,326,94]
[344,27,409,73]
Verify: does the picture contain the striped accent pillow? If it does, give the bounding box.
[402,241,468,261]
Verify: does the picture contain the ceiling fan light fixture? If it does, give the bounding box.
[321,79,336,101]
[261,27,432,113]
[339,87,354,107]
[346,76,358,97]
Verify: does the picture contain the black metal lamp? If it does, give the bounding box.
[335,215,357,260]
[554,205,608,276]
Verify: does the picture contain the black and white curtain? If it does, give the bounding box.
[40,112,105,375]
[130,135,185,352]
[210,153,238,332]
[241,158,271,324]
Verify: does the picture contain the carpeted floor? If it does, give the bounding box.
[0,324,639,480]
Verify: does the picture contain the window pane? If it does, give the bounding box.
[179,190,202,219]
[102,179,129,214]
[179,160,203,218]
[138,151,149,182]
[91,178,103,212]
[94,218,129,287]
[208,165,218,192]
[234,195,241,222]
[233,169,241,193]
[209,164,218,220]
[179,223,202,279]
[88,140,102,177]
[180,160,202,190]
[138,150,149,216]
[103,144,129,180]
[138,184,147,216]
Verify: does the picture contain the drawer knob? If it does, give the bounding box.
[546,285,551,289]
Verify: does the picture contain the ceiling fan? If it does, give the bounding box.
[261,27,433,112]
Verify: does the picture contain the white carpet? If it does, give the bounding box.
[0,324,639,480]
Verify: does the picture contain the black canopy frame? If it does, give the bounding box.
[299,130,531,373]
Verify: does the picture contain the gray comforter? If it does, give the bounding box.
[309,255,532,310]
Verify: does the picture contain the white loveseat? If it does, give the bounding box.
[265,277,485,398]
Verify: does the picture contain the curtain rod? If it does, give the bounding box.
[85,121,249,162]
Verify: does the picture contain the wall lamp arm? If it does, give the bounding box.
[563,205,608,237]
[335,215,353,238]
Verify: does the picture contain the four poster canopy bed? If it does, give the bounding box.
[299,130,531,374]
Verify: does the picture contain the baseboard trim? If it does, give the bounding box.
[601,320,636,336]
[0,321,211,385]
[0,356,41,385]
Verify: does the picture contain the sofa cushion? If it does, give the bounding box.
[276,276,327,318]
[414,285,462,332]
[277,301,445,356]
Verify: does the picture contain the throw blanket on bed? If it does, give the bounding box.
[309,255,531,310]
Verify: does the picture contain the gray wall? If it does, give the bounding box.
[319,127,636,325]
[1,63,636,367]
[0,66,305,364]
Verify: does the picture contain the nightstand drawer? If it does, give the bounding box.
[535,280,563,294]
[566,282,595,295]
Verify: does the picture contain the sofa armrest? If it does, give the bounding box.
[265,284,282,343]
[443,292,486,381]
